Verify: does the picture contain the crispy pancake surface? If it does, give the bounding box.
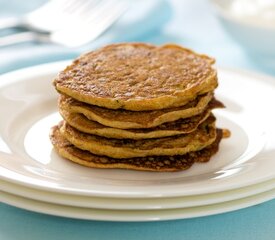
[59,103,219,139]
[58,93,218,129]
[54,43,218,111]
[50,125,223,172]
[50,43,228,172]
[59,116,217,159]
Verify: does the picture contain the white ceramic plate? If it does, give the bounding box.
[1,188,275,221]
[0,62,274,198]
[1,178,275,210]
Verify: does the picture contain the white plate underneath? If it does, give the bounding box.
[0,62,275,198]
[1,188,275,221]
[1,178,275,210]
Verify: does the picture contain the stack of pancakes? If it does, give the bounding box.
[50,43,228,172]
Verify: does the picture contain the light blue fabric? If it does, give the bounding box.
[0,0,275,240]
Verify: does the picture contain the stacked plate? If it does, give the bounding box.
[1,62,275,221]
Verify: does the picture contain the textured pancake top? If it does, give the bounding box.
[54,43,217,111]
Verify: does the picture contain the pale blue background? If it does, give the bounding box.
[0,0,275,239]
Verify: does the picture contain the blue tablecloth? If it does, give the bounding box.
[0,0,275,239]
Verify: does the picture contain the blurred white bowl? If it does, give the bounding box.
[210,0,275,69]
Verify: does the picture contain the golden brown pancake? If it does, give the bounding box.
[59,115,217,159]
[59,102,220,139]
[50,125,223,172]
[58,93,217,129]
[53,43,218,111]
[50,43,228,172]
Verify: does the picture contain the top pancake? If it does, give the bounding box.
[53,43,218,111]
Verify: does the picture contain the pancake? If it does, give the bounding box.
[59,115,217,159]
[50,125,223,172]
[58,92,217,129]
[53,43,218,111]
[59,103,215,139]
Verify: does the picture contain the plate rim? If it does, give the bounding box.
[1,188,275,221]
[0,178,275,210]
